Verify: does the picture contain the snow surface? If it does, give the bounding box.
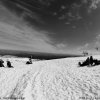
[0,56,100,100]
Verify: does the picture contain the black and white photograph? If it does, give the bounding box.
[0,0,100,100]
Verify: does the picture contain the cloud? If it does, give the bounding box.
[82,0,100,8]
[89,0,100,9]
[0,21,76,54]
[76,33,100,54]
[1,1,91,55]
[77,43,89,52]
[82,0,100,13]
[56,43,68,50]
[0,4,72,54]
[0,21,58,53]
[94,34,100,48]
[0,0,44,25]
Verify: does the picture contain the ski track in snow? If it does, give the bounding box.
[0,56,100,100]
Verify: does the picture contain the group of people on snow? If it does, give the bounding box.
[1,55,99,68]
[0,56,33,68]
[0,59,13,68]
[78,56,100,67]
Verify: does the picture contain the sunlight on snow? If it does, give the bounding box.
[0,56,100,100]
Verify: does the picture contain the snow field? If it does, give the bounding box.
[0,56,100,100]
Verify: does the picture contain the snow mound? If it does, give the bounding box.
[0,56,100,100]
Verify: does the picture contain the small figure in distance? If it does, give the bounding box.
[7,60,13,68]
[89,56,94,66]
[29,58,32,64]
[26,60,32,64]
[79,55,100,67]
[78,57,90,67]
[0,59,4,67]
[85,57,90,66]
[26,56,32,64]
[78,62,83,67]
[93,58,100,66]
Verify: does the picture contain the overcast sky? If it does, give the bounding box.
[0,0,100,54]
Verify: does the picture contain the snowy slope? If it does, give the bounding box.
[0,56,100,100]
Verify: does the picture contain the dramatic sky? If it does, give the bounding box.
[0,0,100,54]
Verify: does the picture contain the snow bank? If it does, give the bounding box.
[0,56,100,100]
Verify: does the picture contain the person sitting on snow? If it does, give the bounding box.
[89,56,94,66]
[7,60,13,68]
[0,59,4,67]
[26,57,32,64]
[93,59,100,66]
[78,57,90,67]
[79,55,100,67]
